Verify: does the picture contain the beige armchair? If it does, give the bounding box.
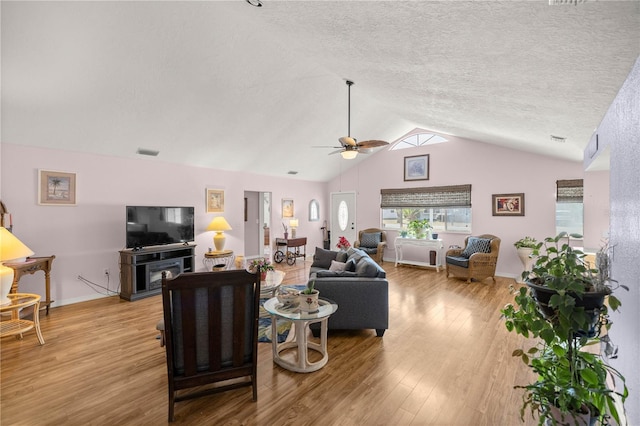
[354,228,387,264]
[445,234,501,283]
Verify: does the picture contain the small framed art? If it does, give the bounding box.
[38,170,77,205]
[282,199,294,218]
[492,193,525,216]
[404,154,430,181]
[206,189,224,213]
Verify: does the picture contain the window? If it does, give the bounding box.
[556,179,584,236]
[391,131,448,150]
[380,185,472,233]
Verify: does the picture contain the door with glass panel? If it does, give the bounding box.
[330,192,356,249]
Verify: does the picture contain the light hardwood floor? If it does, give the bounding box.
[1,259,538,425]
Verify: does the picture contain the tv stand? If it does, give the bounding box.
[119,244,196,301]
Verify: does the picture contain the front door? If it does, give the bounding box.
[330,192,357,249]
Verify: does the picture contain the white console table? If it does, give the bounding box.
[394,237,444,271]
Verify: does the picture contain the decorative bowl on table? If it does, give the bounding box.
[276,287,300,306]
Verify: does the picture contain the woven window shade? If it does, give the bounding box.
[556,179,583,203]
[381,184,471,208]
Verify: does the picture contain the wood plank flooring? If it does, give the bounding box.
[1,260,538,425]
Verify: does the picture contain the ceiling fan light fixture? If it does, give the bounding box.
[341,150,358,160]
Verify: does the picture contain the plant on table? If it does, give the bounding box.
[336,236,351,250]
[501,233,628,425]
[249,258,274,274]
[514,236,538,249]
[407,219,431,239]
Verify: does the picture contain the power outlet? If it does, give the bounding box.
[103,268,110,276]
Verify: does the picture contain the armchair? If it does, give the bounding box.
[354,228,387,264]
[445,234,501,283]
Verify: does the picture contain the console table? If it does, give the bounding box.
[5,256,55,315]
[394,237,444,271]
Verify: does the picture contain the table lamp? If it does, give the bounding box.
[1,227,35,305]
[289,218,299,238]
[207,217,232,252]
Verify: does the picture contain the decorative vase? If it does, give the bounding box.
[235,255,245,270]
[516,247,535,283]
[298,290,319,313]
[284,232,289,239]
[260,271,267,281]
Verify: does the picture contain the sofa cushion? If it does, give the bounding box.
[346,247,367,263]
[355,257,383,278]
[311,247,338,269]
[329,260,347,272]
[316,270,358,278]
[360,232,382,248]
[447,255,470,268]
[336,250,349,263]
[345,258,357,272]
[461,237,492,259]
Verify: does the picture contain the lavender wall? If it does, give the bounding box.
[0,143,327,305]
[327,135,607,278]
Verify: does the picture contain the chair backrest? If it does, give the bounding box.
[358,228,387,245]
[162,270,259,421]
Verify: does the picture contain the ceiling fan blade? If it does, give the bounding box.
[328,149,344,155]
[356,139,389,148]
[312,145,343,149]
[339,136,357,146]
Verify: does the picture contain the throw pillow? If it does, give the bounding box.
[461,237,492,259]
[329,260,347,272]
[360,232,382,248]
[345,258,357,272]
[311,247,338,269]
[346,248,367,263]
[336,250,349,263]
[355,257,381,278]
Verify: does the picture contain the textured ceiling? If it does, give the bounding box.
[2,1,639,181]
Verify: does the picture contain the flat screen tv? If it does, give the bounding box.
[126,206,195,249]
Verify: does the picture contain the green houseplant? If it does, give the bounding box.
[514,236,538,249]
[501,233,628,425]
[407,219,431,239]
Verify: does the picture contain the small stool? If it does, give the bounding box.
[156,319,165,347]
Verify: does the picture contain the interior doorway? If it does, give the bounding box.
[243,191,271,260]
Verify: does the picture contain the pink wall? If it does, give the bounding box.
[328,135,608,278]
[1,143,327,305]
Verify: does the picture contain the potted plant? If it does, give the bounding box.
[514,236,538,282]
[299,280,319,312]
[501,233,628,425]
[336,236,351,250]
[407,219,431,239]
[249,257,274,281]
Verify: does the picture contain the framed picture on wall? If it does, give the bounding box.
[492,193,525,216]
[404,154,430,181]
[38,169,77,205]
[206,189,224,213]
[282,199,294,218]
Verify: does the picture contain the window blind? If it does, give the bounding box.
[556,179,583,203]
[381,184,472,208]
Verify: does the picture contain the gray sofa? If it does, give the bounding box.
[307,247,389,337]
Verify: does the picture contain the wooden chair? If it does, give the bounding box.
[445,234,501,283]
[354,228,387,264]
[161,270,260,422]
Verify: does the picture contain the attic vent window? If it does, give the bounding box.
[136,148,160,156]
[391,133,447,150]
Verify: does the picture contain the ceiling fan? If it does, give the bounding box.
[319,80,389,159]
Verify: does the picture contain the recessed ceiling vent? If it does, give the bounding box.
[549,0,587,5]
[550,135,566,143]
[136,148,160,156]
[287,171,298,175]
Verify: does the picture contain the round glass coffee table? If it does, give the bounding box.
[263,297,338,373]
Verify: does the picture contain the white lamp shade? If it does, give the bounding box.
[341,150,358,159]
[1,227,34,305]
[289,219,299,228]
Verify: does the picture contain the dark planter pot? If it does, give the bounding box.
[525,280,608,337]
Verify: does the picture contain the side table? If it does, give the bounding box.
[5,256,55,314]
[0,293,45,345]
[203,250,234,271]
[263,297,338,373]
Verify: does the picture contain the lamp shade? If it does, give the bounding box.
[206,217,232,232]
[289,219,299,228]
[341,150,358,160]
[1,227,34,262]
[1,227,34,305]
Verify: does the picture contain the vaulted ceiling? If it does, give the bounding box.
[2,1,639,181]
